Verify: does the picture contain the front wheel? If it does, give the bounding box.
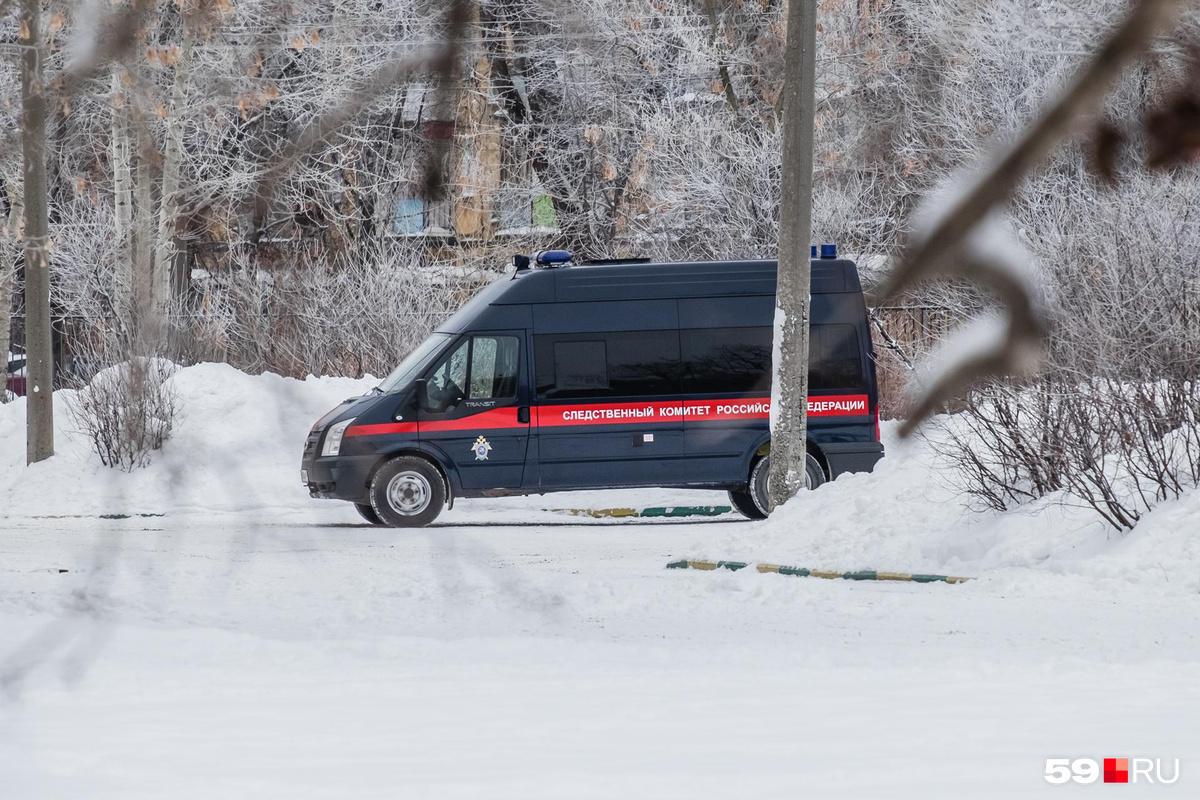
[729,452,826,520]
[355,503,385,526]
[369,456,447,528]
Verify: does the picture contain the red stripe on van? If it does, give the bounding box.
[345,422,418,437]
[421,406,527,431]
[345,395,870,437]
[347,407,526,437]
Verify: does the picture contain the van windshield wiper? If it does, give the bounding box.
[342,387,382,403]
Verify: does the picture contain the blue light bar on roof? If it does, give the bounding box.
[820,243,837,259]
[535,249,572,265]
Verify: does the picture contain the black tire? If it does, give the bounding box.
[368,456,447,528]
[729,452,826,520]
[354,503,385,526]
[728,487,765,520]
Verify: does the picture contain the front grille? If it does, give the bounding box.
[303,429,321,459]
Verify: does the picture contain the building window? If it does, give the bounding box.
[532,195,558,230]
[400,83,428,127]
[392,197,425,236]
[496,141,559,234]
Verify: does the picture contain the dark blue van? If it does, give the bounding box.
[301,251,884,526]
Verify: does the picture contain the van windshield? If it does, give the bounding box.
[377,333,452,394]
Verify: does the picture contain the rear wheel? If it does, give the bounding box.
[728,452,826,520]
[354,503,385,526]
[369,456,447,528]
[728,487,764,520]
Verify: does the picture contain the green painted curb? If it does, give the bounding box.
[556,506,733,519]
[641,506,731,517]
[667,560,972,584]
[666,559,749,571]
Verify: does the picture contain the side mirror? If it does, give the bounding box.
[414,378,430,411]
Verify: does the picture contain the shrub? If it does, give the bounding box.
[928,376,1200,531]
[67,359,179,471]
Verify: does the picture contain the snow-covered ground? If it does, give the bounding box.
[2,364,1198,797]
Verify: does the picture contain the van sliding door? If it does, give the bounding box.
[530,300,686,489]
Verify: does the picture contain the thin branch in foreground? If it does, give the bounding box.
[54,0,155,99]
[879,0,1186,437]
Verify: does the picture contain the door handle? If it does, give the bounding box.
[517,406,530,424]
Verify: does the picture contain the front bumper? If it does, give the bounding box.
[301,430,378,503]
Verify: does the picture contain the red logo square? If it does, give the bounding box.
[1104,758,1129,783]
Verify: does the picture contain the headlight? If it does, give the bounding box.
[321,418,355,457]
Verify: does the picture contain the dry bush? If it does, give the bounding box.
[173,241,491,379]
[67,359,179,471]
[927,380,1079,514]
[927,181,1200,530]
[930,376,1200,530]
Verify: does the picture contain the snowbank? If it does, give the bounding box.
[0,363,723,522]
[701,421,1200,593]
[0,363,372,518]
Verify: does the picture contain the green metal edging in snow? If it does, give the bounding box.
[666,560,972,584]
[557,506,733,519]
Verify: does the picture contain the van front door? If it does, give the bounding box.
[417,332,530,490]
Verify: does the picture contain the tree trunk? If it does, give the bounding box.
[112,71,135,326]
[134,101,156,350]
[152,11,195,346]
[21,0,54,462]
[0,177,22,400]
[769,0,818,507]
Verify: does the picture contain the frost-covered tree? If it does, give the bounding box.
[1,0,1198,391]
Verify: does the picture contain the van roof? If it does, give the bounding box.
[492,258,862,305]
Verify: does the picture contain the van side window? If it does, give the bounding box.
[681,327,772,394]
[426,338,470,412]
[811,324,863,390]
[469,336,520,399]
[536,331,680,398]
[426,335,519,412]
[552,340,608,393]
[680,324,862,394]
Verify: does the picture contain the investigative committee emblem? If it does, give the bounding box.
[471,435,492,461]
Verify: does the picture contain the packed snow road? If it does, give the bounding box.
[2,500,1197,799]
